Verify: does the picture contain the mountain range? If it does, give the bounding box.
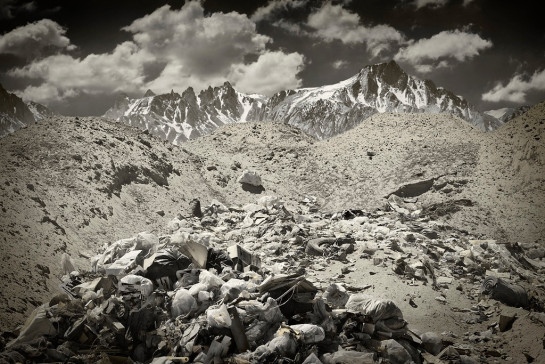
[0,61,531,142]
[104,60,503,144]
[0,84,57,138]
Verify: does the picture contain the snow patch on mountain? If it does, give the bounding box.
[104,61,505,143]
[485,108,511,120]
[485,106,530,123]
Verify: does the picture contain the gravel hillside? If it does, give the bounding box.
[0,117,215,327]
[0,104,543,342]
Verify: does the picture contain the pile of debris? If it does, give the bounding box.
[1,196,544,363]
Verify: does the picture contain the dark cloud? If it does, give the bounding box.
[411,0,448,9]
[0,0,37,20]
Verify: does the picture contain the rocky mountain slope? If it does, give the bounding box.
[0,84,58,138]
[0,84,36,138]
[265,60,500,136]
[182,105,543,247]
[485,105,531,123]
[0,104,543,362]
[104,61,501,143]
[26,101,58,121]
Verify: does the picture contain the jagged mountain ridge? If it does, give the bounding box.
[0,84,58,138]
[104,85,267,145]
[265,61,501,136]
[485,105,531,123]
[104,61,502,143]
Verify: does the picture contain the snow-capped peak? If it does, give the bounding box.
[103,61,504,143]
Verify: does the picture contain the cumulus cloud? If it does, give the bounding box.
[7,1,305,105]
[229,51,305,95]
[251,0,308,22]
[395,30,492,73]
[482,69,545,103]
[123,3,270,78]
[412,0,448,9]
[0,19,75,58]
[11,42,150,103]
[307,2,406,57]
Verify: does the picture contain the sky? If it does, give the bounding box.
[0,0,544,116]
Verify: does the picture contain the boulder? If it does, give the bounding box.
[238,169,262,186]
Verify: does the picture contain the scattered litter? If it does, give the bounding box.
[481,276,529,308]
[1,196,541,363]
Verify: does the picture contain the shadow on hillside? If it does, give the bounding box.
[241,183,265,194]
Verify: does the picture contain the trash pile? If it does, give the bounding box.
[1,195,544,363]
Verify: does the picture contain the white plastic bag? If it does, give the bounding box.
[253,332,297,361]
[199,270,224,290]
[171,289,197,318]
[258,195,283,210]
[207,304,232,329]
[188,283,208,296]
[290,324,325,344]
[220,278,256,298]
[345,294,403,322]
[323,283,349,308]
[118,275,154,297]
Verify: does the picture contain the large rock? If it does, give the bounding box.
[237,170,262,186]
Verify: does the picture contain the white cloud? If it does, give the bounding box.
[0,19,75,58]
[482,69,545,103]
[7,1,305,104]
[412,0,448,9]
[307,2,406,57]
[332,60,348,69]
[229,51,305,95]
[144,60,228,96]
[11,41,150,103]
[413,60,450,73]
[272,19,306,35]
[123,3,270,78]
[395,30,492,73]
[251,0,308,22]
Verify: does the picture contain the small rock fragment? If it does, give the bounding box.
[189,198,202,218]
[498,312,517,332]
